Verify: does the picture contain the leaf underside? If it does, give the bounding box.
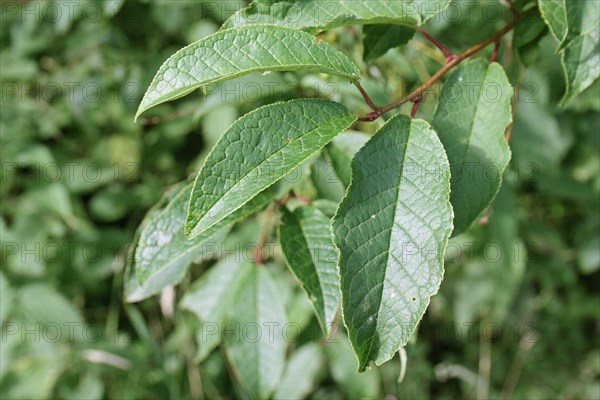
[134,182,272,287]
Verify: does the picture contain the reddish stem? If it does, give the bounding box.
[294,194,311,205]
[254,191,311,264]
[357,18,519,122]
[253,202,277,265]
[505,0,519,19]
[358,110,381,122]
[410,96,422,119]
[490,40,501,63]
[253,248,263,265]
[418,28,456,62]
[355,82,379,110]
[140,108,195,126]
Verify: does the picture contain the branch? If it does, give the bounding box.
[357,18,520,122]
[354,82,379,110]
[140,107,196,126]
[253,202,277,265]
[418,28,457,63]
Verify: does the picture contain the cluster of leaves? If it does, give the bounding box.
[129,0,599,397]
[2,0,599,399]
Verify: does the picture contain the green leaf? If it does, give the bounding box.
[181,258,251,362]
[18,284,85,341]
[326,131,370,187]
[135,25,360,120]
[454,182,525,325]
[128,183,272,302]
[561,27,600,104]
[273,344,324,400]
[225,266,287,399]
[185,99,357,239]
[180,258,249,322]
[559,0,600,50]
[485,181,525,323]
[279,206,340,334]
[310,155,346,202]
[325,332,382,398]
[134,183,217,285]
[539,0,600,103]
[432,59,512,236]
[333,114,453,371]
[363,25,414,62]
[193,326,221,364]
[313,198,342,218]
[224,0,451,32]
[539,0,567,41]
[578,234,600,274]
[135,182,271,286]
[0,337,66,400]
[413,0,453,21]
[0,271,12,324]
[513,11,548,65]
[512,102,570,171]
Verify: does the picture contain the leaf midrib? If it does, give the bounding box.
[189,113,355,236]
[224,1,423,32]
[136,187,194,282]
[361,122,411,369]
[145,63,358,104]
[455,64,490,167]
[297,212,329,328]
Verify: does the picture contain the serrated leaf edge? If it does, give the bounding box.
[135,24,360,121]
[278,206,338,334]
[332,115,454,372]
[184,98,357,239]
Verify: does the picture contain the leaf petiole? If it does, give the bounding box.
[418,28,457,63]
[355,17,521,122]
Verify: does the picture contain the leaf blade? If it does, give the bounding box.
[561,27,600,104]
[133,182,272,291]
[224,0,452,32]
[539,0,600,103]
[363,24,414,62]
[185,99,357,239]
[539,0,567,41]
[326,131,371,187]
[333,114,453,371]
[225,266,287,398]
[180,257,252,362]
[279,206,340,334]
[559,0,600,50]
[432,59,513,236]
[273,344,324,400]
[180,257,250,323]
[135,24,360,120]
